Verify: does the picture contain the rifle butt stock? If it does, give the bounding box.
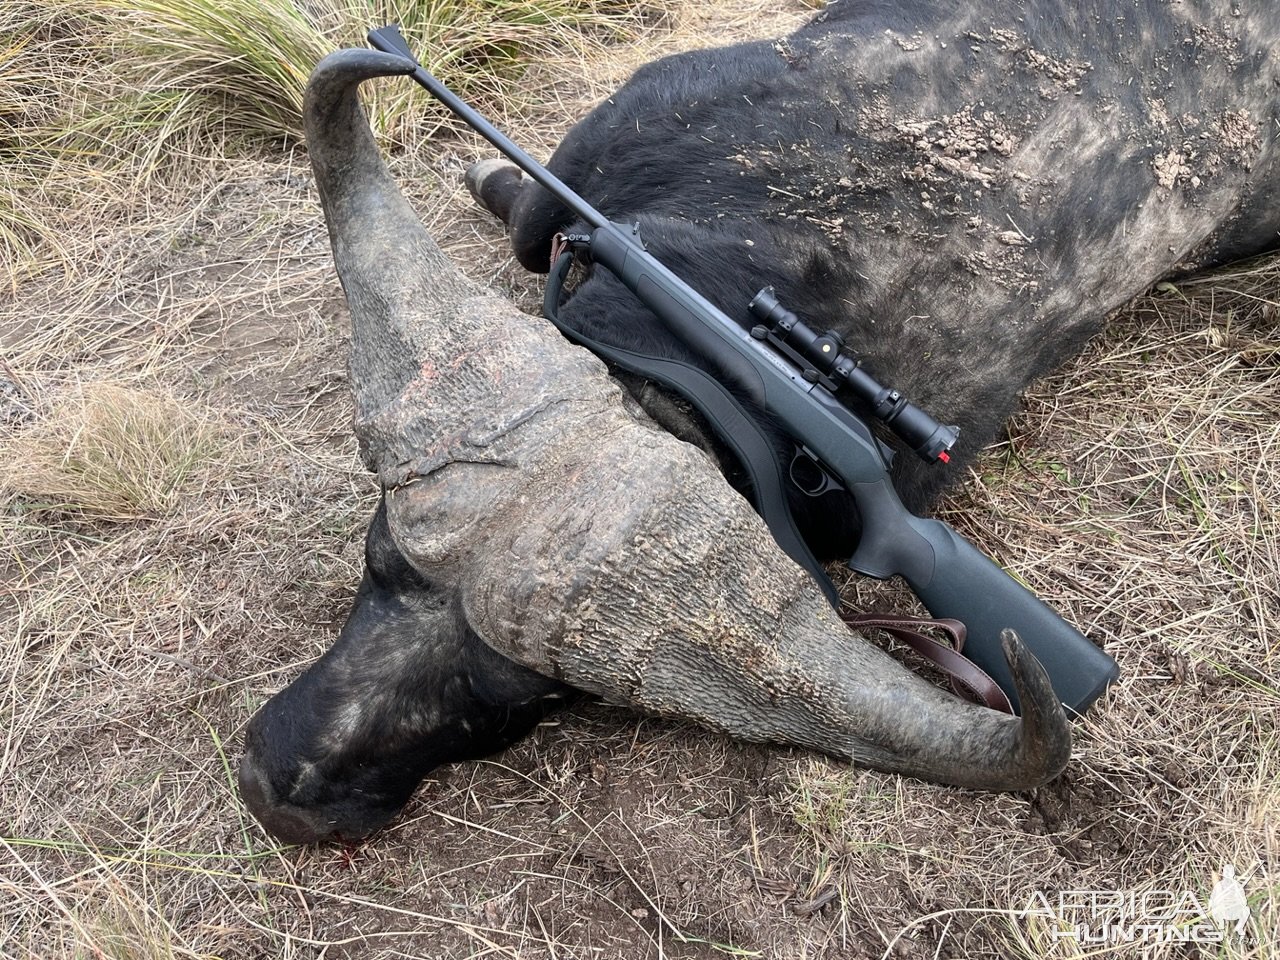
[850,479,1119,715]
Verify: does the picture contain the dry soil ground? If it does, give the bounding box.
[1,2,1277,958]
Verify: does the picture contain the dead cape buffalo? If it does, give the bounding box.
[239,0,1278,844]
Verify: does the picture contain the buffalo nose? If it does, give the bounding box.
[238,751,334,845]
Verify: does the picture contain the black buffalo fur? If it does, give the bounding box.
[239,500,572,842]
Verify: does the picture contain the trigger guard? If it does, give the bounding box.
[789,446,846,497]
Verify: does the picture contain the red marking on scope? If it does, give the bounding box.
[938,451,951,464]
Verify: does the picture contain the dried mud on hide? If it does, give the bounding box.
[1,1,1277,958]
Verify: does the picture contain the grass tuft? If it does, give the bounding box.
[79,886,185,960]
[54,0,640,158]
[0,6,81,283]
[0,382,225,521]
[0,0,642,278]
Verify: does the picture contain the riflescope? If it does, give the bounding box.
[748,287,960,464]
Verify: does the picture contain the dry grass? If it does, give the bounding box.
[0,0,645,286]
[0,5,84,283]
[0,382,225,520]
[1,0,1276,957]
[56,0,643,155]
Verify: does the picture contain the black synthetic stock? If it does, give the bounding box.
[904,526,1118,716]
[367,25,1119,715]
[848,482,1120,714]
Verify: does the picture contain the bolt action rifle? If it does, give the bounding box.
[366,25,1119,715]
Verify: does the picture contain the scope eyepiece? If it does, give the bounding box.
[748,287,960,464]
[887,404,961,463]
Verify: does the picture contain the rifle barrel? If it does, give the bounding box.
[367,25,606,230]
